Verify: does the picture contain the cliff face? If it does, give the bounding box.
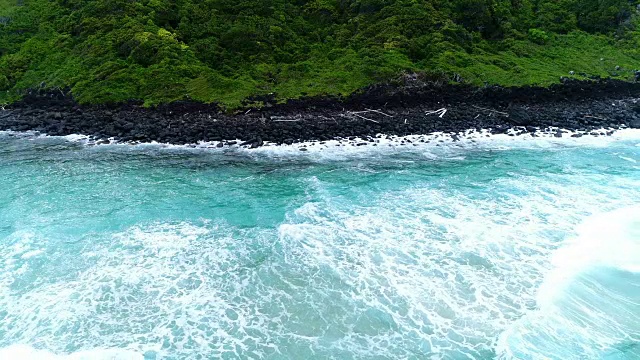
[0,0,639,108]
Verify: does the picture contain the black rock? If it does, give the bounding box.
[240,138,256,146]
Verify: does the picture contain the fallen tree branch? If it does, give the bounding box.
[471,105,508,116]
[352,113,379,123]
[584,115,607,121]
[425,108,446,116]
[365,108,393,117]
[319,115,338,124]
[425,108,447,118]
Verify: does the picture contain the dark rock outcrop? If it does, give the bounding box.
[1,79,639,146]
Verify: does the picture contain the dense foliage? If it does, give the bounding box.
[0,0,639,107]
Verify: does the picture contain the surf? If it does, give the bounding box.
[497,207,640,359]
[0,129,638,358]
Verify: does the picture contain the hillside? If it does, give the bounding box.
[0,0,639,109]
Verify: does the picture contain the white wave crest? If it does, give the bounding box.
[0,345,142,360]
[497,206,640,359]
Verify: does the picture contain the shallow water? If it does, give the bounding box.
[0,131,639,359]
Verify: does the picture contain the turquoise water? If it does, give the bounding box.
[0,131,639,359]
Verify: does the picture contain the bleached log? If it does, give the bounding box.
[425,108,447,118]
[471,105,508,116]
[365,108,393,117]
[352,113,380,123]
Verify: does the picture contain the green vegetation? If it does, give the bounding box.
[0,0,639,108]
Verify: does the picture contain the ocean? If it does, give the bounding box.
[0,130,638,359]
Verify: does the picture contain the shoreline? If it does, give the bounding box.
[3,128,639,157]
[1,80,639,147]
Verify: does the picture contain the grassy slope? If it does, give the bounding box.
[0,1,638,109]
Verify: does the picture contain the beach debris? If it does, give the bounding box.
[364,108,393,117]
[271,114,302,122]
[471,105,508,116]
[425,108,447,118]
[584,115,607,121]
[345,109,385,124]
[351,113,379,123]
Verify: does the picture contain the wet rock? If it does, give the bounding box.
[239,138,256,146]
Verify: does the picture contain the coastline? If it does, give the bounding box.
[1,80,639,147]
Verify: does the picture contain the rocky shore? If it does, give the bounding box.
[1,79,640,147]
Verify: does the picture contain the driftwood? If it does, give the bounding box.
[319,115,339,124]
[349,109,392,118]
[270,114,304,122]
[351,113,379,123]
[471,105,508,116]
[345,110,382,124]
[365,108,393,117]
[584,115,607,121]
[425,108,447,118]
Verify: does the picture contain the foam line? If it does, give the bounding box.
[3,128,640,160]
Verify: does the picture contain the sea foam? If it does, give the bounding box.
[497,206,640,359]
[0,345,143,360]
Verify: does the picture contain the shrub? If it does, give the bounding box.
[528,28,551,44]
